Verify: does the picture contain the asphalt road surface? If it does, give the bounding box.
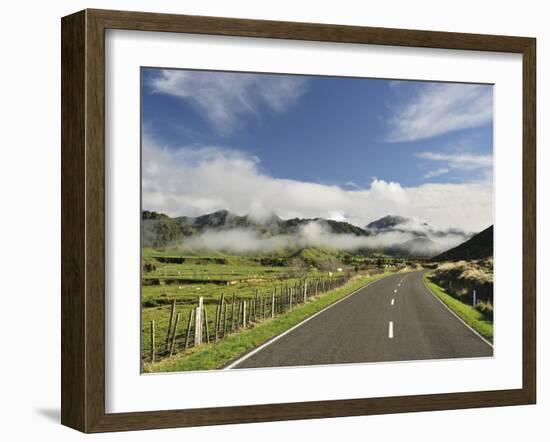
[230,270,493,369]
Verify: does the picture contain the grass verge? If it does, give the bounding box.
[423,272,493,343]
[144,272,394,373]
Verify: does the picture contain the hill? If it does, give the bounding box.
[175,210,371,237]
[142,210,474,257]
[366,215,410,230]
[142,210,183,248]
[144,210,373,248]
[433,225,493,261]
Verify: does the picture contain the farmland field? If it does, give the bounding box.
[141,247,397,369]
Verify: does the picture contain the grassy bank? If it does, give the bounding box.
[144,272,393,373]
[423,273,493,343]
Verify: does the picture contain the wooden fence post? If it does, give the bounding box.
[237,300,242,327]
[223,303,228,337]
[218,293,225,336]
[230,293,236,332]
[214,305,220,342]
[184,310,193,349]
[194,297,203,346]
[165,299,176,351]
[169,313,181,357]
[203,307,210,343]
[254,289,259,321]
[215,294,222,340]
[150,320,155,363]
[304,280,308,303]
[271,292,275,318]
[236,299,242,328]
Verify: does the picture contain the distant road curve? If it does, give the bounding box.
[228,270,492,369]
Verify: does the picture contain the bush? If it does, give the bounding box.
[431,259,493,304]
[475,300,493,320]
[143,262,156,272]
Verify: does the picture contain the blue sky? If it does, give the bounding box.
[141,68,493,231]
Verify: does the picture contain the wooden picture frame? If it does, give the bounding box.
[61,9,536,433]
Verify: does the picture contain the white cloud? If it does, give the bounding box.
[149,70,307,135]
[343,181,364,190]
[143,136,493,233]
[415,151,493,170]
[387,83,493,142]
[176,221,467,255]
[182,228,291,254]
[424,168,450,179]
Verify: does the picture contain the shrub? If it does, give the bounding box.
[431,259,493,304]
[475,300,494,320]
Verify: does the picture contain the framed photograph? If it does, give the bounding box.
[61,9,536,433]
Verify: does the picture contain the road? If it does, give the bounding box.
[229,270,493,369]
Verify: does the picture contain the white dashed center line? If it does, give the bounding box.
[388,321,394,339]
[391,298,395,306]
[394,289,398,293]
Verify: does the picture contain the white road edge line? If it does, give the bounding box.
[388,321,394,338]
[391,298,395,306]
[422,277,494,349]
[224,276,389,370]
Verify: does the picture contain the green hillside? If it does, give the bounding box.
[434,225,493,261]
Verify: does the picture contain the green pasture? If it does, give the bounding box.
[144,271,394,372]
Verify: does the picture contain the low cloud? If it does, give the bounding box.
[182,228,292,254]
[387,83,493,142]
[143,136,493,233]
[178,220,467,256]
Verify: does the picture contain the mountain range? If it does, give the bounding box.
[142,210,476,258]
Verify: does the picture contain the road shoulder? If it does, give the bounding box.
[423,272,494,345]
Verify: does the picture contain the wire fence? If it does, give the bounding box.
[142,268,390,364]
